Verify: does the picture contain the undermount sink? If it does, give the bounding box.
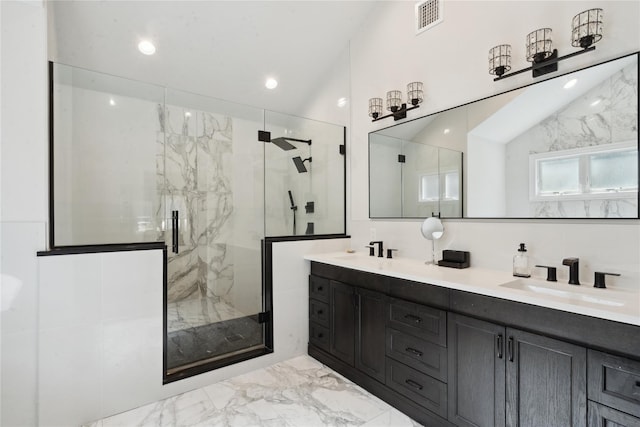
[500,278,628,308]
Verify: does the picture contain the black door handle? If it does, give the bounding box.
[405,347,423,357]
[404,314,422,324]
[172,210,179,254]
[497,334,504,359]
[405,379,423,390]
[507,337,514,362]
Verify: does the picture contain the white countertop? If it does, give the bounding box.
[304,251,640,327]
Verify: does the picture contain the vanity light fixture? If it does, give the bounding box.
[368,81,423,122]
[489,8,603,82]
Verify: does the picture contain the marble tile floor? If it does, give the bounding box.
[167,297,247,333]
[85,355,422,427]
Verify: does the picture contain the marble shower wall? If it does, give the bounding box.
[160,105,236,305]
[505,61,638,218]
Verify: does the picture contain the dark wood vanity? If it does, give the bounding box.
[308,261,640,427]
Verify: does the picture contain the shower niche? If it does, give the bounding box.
[49,63,346,382]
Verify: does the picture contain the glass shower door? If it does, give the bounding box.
[162,90,268,378]
[264,111,346,237]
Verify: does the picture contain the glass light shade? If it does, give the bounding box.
[526,28,553,63]
[489,44,512,77]
[386,90,403,112]
[368,97,383,119]
[407,82,424,106]
[572,8,603,48]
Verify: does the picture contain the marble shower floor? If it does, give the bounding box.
[86,355,423,427]
[167,297,247,333]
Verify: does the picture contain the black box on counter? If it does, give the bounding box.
[437,250,470,269]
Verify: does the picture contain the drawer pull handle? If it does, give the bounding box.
[317,333,324,338]
[317,286,323,291]
[405,379,423,390]
[317,309,323,315]
[405,347,423,357]
[404,314,422,324]
[497,334,503,359]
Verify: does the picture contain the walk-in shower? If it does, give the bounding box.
[49,62,346,381]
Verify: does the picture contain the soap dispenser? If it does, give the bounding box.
[513,243,531,278]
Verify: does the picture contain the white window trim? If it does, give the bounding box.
[529,141,637,202]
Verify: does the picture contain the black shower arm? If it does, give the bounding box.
[282,137,311,145]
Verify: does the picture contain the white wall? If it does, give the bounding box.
[349,1,640,289]
[1,1,49,426]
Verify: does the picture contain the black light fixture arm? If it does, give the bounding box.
[494,46,595,81]
[371,103,420,122]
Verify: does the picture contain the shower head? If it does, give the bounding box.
[292,156,312,173]
[270,137,312,151]
[271,137,297,151]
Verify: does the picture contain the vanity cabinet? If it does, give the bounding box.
[447,314,506,427]
[448,314,586,427]
[329,280,356,365]
[355,287,387,382]
[587,350,640,426]
[308,262,639,427]
[314,278,387,382]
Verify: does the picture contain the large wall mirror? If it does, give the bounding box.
[369,52,638,219]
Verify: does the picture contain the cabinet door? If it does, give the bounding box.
[506,328,587,427]
[448,313,506,427]
[330,280,355,366]
[355,288,386,383]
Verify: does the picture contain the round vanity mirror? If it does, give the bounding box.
[421,217,444,264]
[421,217,444,240]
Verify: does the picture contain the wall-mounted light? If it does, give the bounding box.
[368,81,423,122]
[489,8,603,81]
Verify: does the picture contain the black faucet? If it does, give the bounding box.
[562,258,580,285]
[369,241,384,258]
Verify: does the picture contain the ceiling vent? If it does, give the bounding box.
[415,0,443,35]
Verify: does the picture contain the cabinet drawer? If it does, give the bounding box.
[310,322,330,352]
[387,298,446,346]
[309,299,329,327]
[309,275,329,303]
[588,401,640,427]
[386,328,447,382]
[588,350,640,418]
[386,357,447,418]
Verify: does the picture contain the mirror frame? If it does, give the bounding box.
[368,51,639,220]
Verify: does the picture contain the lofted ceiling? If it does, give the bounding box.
[48,0,378,115]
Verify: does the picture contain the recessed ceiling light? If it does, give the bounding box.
[138,40,156,55]
[590,98,602,107]
[265,78,278,90]
[337,97,348,108]
[443,128,450,134]
[563,79,577,89]
[109,98,116,106]
[185,111,192,118]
